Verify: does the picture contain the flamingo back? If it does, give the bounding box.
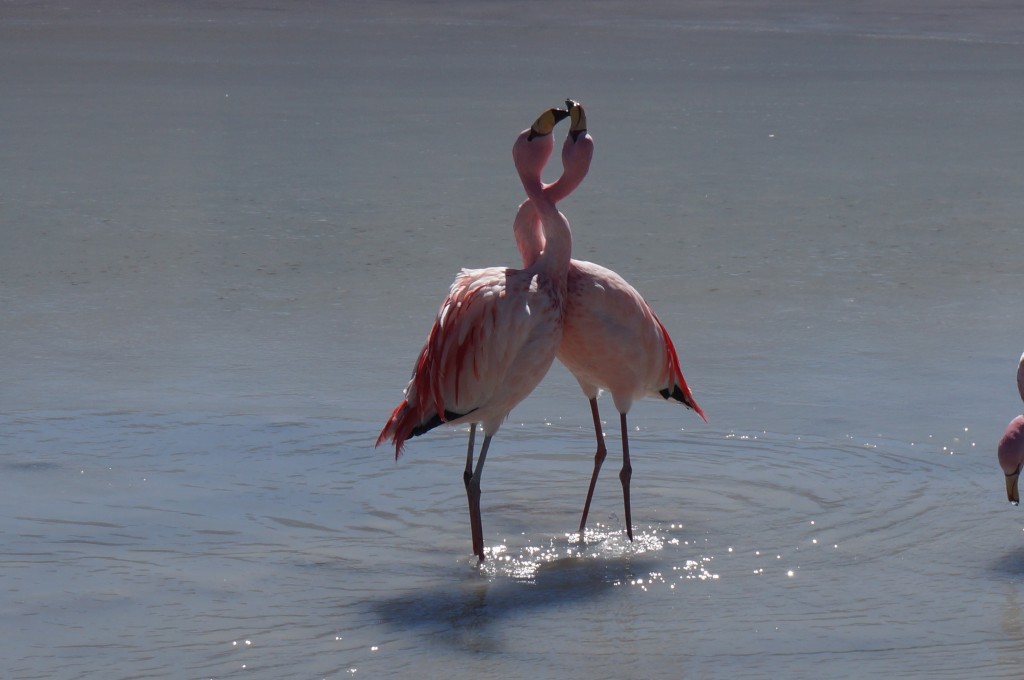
[377,266,563,457]
[558,259,704,420]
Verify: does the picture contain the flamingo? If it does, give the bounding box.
[514,100,707,541]
[376,105,573,561]
[998,351,1024,504]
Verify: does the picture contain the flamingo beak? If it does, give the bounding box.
[566,98,588,141]
[1007,467,1020,505]
[528,107,570,140]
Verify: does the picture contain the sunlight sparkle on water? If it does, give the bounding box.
[478,523,719,584]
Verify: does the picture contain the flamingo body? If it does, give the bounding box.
[377,264,564,453]
[997,352,1024,504]
[513,101,704,539]
[560,259,705,418]
[377,106,573,560]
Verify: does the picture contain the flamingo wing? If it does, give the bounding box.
[559,259,704,420]
[377,266,561,457]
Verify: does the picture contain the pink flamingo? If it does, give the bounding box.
[377,105,573,561]
[515,100,707,541]
[998,351,1024,504]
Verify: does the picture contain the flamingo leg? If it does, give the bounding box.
[578,398,608,535]
[463,424,477,491]
[618,413,633,541]
[465,433,493,561]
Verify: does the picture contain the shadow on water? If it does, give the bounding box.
[367,553,657,652]
[991,545,1024,577]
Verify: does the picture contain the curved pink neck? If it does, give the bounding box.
[1018,351,1024,404]
[512,128,572,272]
[514,131,593,267]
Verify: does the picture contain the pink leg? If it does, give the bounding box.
[618,413,633,541]
[465,432,492,561]
[463,425,482,560]
[578,398,608,534]
[467,487,484,561]
[463,424,476,491]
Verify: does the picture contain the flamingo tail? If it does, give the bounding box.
[375,399,477,460]
[654,316,707,423]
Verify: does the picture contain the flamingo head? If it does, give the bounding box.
[1000,416,1024,505]
[999,352,1024,505]
[527,106,570,141]
[566,98,588,141]
[513,106,569,194]
[555,99,595,199]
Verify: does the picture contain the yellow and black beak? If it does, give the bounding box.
[1007,465,1021,505]
[528,107,570,140]
[566,98,587,141]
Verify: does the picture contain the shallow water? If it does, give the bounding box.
[2,412,1016,678]
[2,2,1024,678]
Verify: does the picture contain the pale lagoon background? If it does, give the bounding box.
[2,2,1024,678]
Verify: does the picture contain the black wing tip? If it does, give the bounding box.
[410,413,445,438]
[409,409,475,438]
[660,385,703,417]
[660,386,689,403]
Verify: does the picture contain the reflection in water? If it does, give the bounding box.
[1002,585,1023,641]
[991,545,1024,578]
[994,545,1024,661]
[368,523,726,657]
[368,549,657,652]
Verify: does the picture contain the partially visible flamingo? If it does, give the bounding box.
[997,351,1024,504]
[514,100,707,541]
[377,105,573,561]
